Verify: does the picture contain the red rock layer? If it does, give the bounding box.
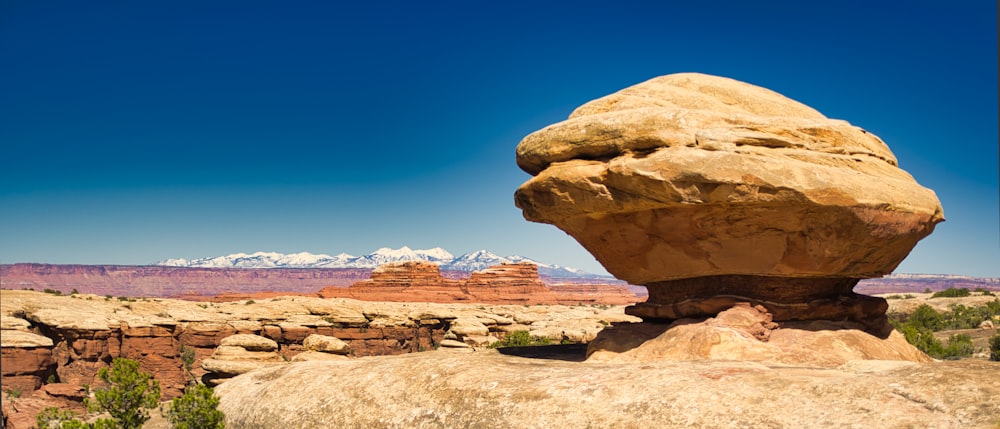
[318,262,640,305]
[0,264,371,298]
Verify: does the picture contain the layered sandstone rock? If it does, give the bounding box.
[586,304,931,366]
[0,290,637,401]
[201,334,286,385]
[0,330,56,393]
[515,73,944,332]
[319,261,639,305]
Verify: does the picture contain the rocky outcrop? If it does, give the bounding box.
[214,350,1000,429]
[319,261,639,305]
[0,329,56,393]
[201,335,286,384]
[586,303,931,366]
[0,290,637,399]
[514,73,944,334]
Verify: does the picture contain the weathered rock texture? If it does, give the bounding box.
[214,350,1000,429]
[318,261,639,305]
[515,73,944,330]
[201,334,286,385]
[0,290,636,398]
[587,303,931,366]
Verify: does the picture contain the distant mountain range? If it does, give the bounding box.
[156,247,610,279]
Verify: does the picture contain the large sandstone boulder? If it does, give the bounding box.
[515,73,943,330]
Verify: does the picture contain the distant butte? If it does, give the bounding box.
[318,261,640,306]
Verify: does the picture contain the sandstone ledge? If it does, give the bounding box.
[215,350,1000,429]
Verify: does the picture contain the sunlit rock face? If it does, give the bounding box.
[514,73,943,332]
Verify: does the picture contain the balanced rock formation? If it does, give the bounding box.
[515,73,944,334]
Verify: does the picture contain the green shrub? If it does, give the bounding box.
[5,387,21,399]
[939,334,975,360]
[488,330,552,348]
[168,384,225,429]
[989,334,1000,362]
[931,287,971,298]
[93,358,160,429]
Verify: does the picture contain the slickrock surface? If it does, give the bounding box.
[0,289,637,398]
[514,72,943,331]
[318,261,639,305]
[214,350,1000,429]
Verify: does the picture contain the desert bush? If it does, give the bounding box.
[43,288,63,295]
[92,358,161,429]
[168,384,225,429]
[931,287,971,298]
[987,334,1000,362]
[488,330,551,348]
[5,387,22,398]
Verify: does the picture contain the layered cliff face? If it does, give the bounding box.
[0,289,638,423]
[0,264,371,298]
[317,261,639,305]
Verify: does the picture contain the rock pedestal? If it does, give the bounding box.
[514,73,944,334]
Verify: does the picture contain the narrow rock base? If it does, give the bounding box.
[628,276,890,336]
[591,304,929,367]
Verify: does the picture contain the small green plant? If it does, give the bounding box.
[47,374,58,384]
[168,384,225,429]
[886,294,904,300]
[488,330,552,348]
[36,407,81,429]
[197,303,208,309]
[244,300,255,305]
[70,288,79,295]
[989,334,1000,362]
[932,287,971,298]
[43,288,63,296]
[5,387,22,398]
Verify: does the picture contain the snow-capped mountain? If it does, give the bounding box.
[155,247,609,278]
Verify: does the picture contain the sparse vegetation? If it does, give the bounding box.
[990,334,1000,362]
[890,300,1000,359]
[36,407,87,429]
[488,330,552,348]
[43,288,63,296]
[931,287,971,298]
[244,300,255,305]
[180,345,197,384]
[168,384,225,429]
[34,358,159,428]
[5,387,22,399]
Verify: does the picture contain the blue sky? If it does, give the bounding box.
[1,1,997,277]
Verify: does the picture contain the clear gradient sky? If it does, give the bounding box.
[1,1,997,277]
